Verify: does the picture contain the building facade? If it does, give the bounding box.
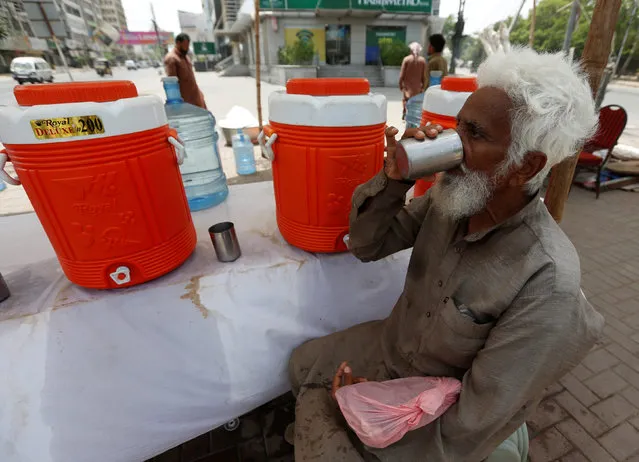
[0,0,50,72]
[262,0,439,65]
[60,0,106,64]
[212,0,443,83]
[99,0,128,32]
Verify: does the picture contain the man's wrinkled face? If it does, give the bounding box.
[430,87,514,220]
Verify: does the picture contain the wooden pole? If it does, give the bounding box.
[544,0,622,222]
[529,0,536,47]
[254,0,263,132]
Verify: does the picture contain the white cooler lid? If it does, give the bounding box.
[268,78,386,127]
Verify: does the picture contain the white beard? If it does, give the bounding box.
[430,164,495,221]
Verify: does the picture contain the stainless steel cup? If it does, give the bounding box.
[209,222,242,262]
[395,129,464,180]
[0,273,10,303]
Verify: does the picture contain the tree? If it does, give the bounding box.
[461,36,487,71]
[277,39,315,65]
[502,0,638,73]
[442,14,456,46]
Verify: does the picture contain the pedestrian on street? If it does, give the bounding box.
[399,42,428,120]
[164,33,207,109]
[428,33,449,84]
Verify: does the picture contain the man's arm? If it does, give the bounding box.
[398,57,407,91]
[348,126,440,262]
[423,59,430,91]
[373,283,604,461]
[164,56,178,77]
[348,171,430,262]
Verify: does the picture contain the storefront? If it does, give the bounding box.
[256,0,440,71]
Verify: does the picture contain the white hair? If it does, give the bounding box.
[477,47,598,192]
[409,42,422,56]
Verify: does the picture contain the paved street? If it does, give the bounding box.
[602,84,639,148]
[2,70,639,461]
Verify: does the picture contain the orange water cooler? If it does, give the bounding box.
[0,82,196,289]
[415,76,477,197]
[259,79,386,253]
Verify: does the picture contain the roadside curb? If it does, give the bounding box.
[612,79,639,89]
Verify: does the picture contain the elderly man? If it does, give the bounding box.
[289,48,604,461]
[399,42,428,120]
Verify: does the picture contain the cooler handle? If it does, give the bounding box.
[258,125,277,161]
[0,149,20,186]
[167,130,186,165]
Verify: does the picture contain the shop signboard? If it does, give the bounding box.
[194,42,216,55]
[117,31,175,46]
[260,0,286,7]
[260,0,431,12]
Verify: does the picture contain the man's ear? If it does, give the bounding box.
[508,151,547,187]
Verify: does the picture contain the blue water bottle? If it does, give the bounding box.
[430,70,443,87]
[162,77,228,211]
[232,129,257,175]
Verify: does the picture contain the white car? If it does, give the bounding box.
[10,57,54,84]
[125,60,138,70]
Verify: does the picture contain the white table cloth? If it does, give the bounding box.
[0,181,410,462]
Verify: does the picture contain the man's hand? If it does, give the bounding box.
[384,124,444,181]
[331,361,368,401]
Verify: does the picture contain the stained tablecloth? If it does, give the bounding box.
[0,181,410,462]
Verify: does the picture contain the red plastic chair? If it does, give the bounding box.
[577,105,627,198]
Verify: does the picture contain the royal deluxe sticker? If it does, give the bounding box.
[30,115,105,139]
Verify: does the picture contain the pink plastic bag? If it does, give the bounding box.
[335,376,462,449]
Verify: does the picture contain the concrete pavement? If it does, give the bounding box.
[603,83,639,148]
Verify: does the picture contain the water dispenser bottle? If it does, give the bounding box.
[232,128,256,175]
[430,70,443,87]
[162,77,228,211]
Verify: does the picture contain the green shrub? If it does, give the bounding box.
[277,39,315,65]
[380,40,410,67]
[277,46,290,65]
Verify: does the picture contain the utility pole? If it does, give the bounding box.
[544,0,622,222]
[613,0,638,76]
[255,0,262,132]
[78,1,93,67]
[449,0,465,75]
[202,0,214,70]
[41,0,73,81]
[508,0,528,34]
[529,0,537,47]
[562,0,580,54]
[150,2,163,64]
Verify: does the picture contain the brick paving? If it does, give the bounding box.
[529,187,639,462]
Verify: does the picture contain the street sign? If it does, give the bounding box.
[194,42,216,55]
[259,0,432,12]
[23,0,68,39]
